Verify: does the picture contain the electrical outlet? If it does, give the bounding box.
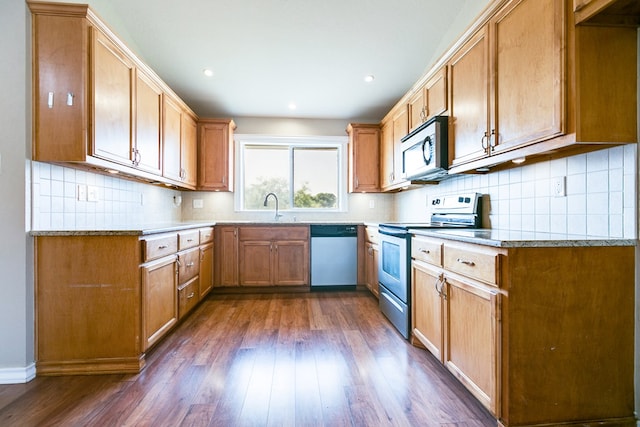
[87,185,98,202]
[369,199,375,209]
[552,176,566,197]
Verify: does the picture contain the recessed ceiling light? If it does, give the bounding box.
[203,68,214,77]
[364,74,375,83]
[512,156,526,164]
[288,102,297,110]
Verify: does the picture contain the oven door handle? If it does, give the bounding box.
[378,228,409,239]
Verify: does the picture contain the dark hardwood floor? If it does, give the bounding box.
[0,291,495,426]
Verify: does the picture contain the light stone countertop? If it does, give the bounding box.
[29,220,367,237]
[411,228,636,248]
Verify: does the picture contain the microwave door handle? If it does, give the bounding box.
[422,135,433,165]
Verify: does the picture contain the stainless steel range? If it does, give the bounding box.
[377,193,482,339]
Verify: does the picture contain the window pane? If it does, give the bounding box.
[293,147,338,208]
[243,145,291,209]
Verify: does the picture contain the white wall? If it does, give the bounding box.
[0,0,33,383]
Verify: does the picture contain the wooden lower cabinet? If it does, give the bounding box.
[444,274,499,415]
[410,235,635,426]
[364,226,379,297]
[142,255,178,350]
[411,260,444,360]
[238,226,310,286]
[199,242,214,298]
[216,226,239,286]
[35,226,214,375]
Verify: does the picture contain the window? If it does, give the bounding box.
[236,135,347,212]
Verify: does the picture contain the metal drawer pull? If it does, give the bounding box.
[158,245,168,249]
[187,262,195,267]
[419,248,430,254]
[187,292,195,299]
[456,258,475,266]
[187,238,194,242]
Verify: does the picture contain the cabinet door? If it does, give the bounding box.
[134,70,162,174]
[425,66,447,119]
[408,88,426,133]
[412,261,444,361]
[141,256,177,350]
[379,120,395,190]
[239,240,272,286]
[92,30,133,166]
[490,0,564,153]
[365,243,379,297]
[198,120,234,191]
[162,96,183,182]
[181,112,198,187]
[199,243,214,298]
[274,240,309,285]
[348,124,380,193]
[217,227,238,286]
[444,275,499,415]
[449,26,490,167]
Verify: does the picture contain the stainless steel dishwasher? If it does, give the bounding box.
[310,224,358,290]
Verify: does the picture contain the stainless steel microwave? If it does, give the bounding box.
[401,115,449,181]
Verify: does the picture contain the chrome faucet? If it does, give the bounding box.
[263,192,282,221]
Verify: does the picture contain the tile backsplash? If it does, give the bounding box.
[31,144,637,239]
[396,144,636,238]
[31,161,181,230]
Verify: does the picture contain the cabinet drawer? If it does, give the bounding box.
[179,230,200,250]
[411,236,442,266]
[239,226,309,241]
[142,233,178,262]
[178,276,199,319]
[199,227,214,244]
[444,244,499,286]
[365,226,379,244]
[178,247,200,283]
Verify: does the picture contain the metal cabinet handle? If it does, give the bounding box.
[419,247,430,254]
[187,262,195,268]
[456,258,475,266]
[158,245,168,249]
[187,292,195,299]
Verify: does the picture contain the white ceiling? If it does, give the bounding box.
[101,0,489,121]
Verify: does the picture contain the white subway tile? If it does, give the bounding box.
[567,214,586,235]
[567,153,586,175]
[586,150,609,172]
[567,194,586,215]
[609,215,623,238]
[566,173,586,195]
[586,214,608,236]
[585,170,608,193]
[549,215,567,234]
[609,167,623,192]
[586,192,608,215]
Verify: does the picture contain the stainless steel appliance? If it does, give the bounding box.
[310,224,358,291]
[378,193,482,339]
[401,115,449,182]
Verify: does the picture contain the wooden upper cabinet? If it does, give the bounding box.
[134,69,163,175]
[450,0,564,170]
[408,88,426,134]
[162,96,183,183]
[91,30,134,166]
[181,112,198,187]
[573,0,640,25]
[489,0,564,154]
[163,100,196,188]
[29,2,198,188]
[198,119,236,191]
[379,119,395,191]
[449,26,490,167]
[408,66,448,134]
[347,123,380,193]
[425,66,448,120]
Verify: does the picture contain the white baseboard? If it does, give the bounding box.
[0,363,36,384]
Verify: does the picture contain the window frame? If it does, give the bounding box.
[234,134,349,213]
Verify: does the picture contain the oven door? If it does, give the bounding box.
[377,229,408,303]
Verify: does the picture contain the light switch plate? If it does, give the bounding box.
[193,199,204,209]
